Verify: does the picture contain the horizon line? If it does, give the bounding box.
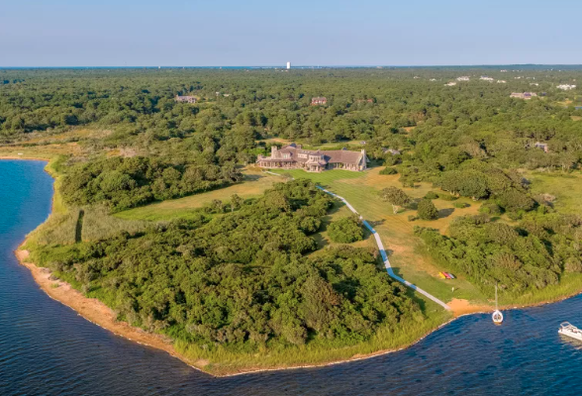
[2,63,582,70]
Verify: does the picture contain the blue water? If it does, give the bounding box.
[2,159,582,395]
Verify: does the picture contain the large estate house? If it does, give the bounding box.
[510,92,537,100]
[256,143,367,172]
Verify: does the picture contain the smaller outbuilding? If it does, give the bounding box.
[175,95,197,103]
[311,97,328,105]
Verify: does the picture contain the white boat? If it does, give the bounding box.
[492,284,503,324]
[559,322,582,341]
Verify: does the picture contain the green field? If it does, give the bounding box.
[116,168,282,221]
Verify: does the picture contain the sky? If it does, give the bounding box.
[0,0,580,67]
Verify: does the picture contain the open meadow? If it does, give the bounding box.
[116,167,282,221]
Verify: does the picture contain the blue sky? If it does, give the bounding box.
[0,0,579,67]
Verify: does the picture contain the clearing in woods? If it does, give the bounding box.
[527,171,582,215]
[116,167,282,221]
[271,167,488,306]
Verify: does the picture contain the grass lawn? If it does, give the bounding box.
[116,167,282,221]
[527,170,582,215]
[271,167,488,306]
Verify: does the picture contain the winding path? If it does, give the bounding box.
[316,186,451,311]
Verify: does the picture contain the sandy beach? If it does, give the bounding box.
[14,249,203,370]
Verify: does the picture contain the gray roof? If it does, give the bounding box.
[259,144,364,165]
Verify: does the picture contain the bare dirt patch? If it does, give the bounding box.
[448,298,492,317]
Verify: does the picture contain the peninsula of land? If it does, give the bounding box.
[5,67,582,376]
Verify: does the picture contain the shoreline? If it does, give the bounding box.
[15,245,456,377]
[17,238,582,377]
[7,157,582,377]
[20,235,581,377]
[14,249,204,370]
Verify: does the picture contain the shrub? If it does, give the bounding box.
[479,202,502,215]
[328,216,364,243]
[407,215,417,222]
[565,257,582,273]
[438,193,458,201]
[496,190,535,213]
[507,211,524,221]
[424,191,439,200]
[380,167,398,175]
[417,199,439,220]
[453,202,470,209]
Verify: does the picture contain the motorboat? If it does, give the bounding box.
[559,322,582,341]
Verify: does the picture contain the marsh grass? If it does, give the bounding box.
[175,309,451,376]
[82,205,149,241]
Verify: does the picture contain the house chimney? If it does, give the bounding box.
[271,145,278,157]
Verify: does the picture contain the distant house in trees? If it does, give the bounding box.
[456,76,470,81]
[510,92,538,100]
[256,143,367,172]
[480,76,494,81]
[534,142,549,153]
[383,148,401,155]
[444,82,457,86]
[557,84,577,91]
[175,95,197,103]
[311,97,327,105]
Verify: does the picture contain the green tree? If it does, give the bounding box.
[380,187,411,214]
[417,199,439,220]
[230,194,243,211]
[328,216,364,243]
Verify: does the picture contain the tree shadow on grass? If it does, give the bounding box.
[367,219,386,228]
[243,174,265,182]
[75,209,85,243]
[438,208,455,219]
[390,266,430,311]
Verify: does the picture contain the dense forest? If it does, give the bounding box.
[32,180,420,350]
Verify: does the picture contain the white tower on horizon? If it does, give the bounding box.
[286,61,291,70]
